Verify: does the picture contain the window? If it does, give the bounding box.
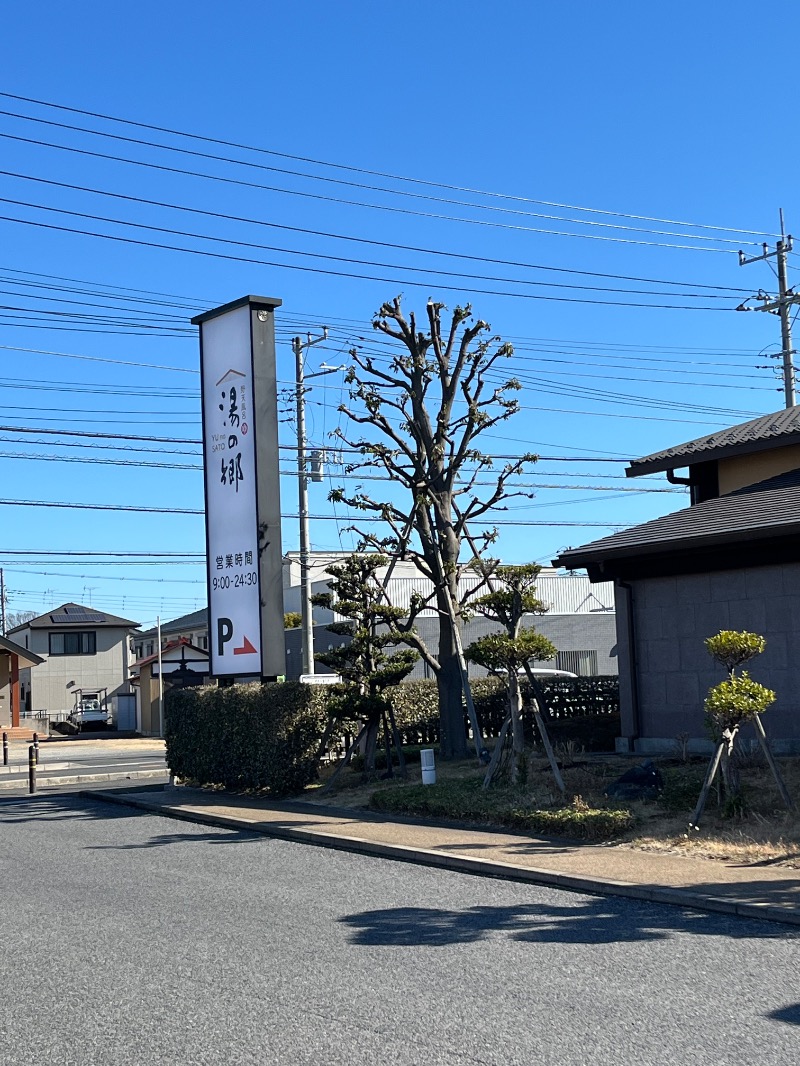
[555,650,598,676]
[49,631,97,656]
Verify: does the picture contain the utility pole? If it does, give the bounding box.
[0,568,5,636]
[292,329,330,676]
[738,211,800,408]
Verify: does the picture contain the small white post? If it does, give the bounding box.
[421,748,436,785]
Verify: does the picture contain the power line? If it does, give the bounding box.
[0,128,744,253]
[0,92,776,241]
[6,566,204,585]
[0,343,198,374]
[0,198,737,309]
[0,211,732,312]
[0,450,680,492]
[0,551,204,557]
[0,170,751,295]
[0,264,767,359]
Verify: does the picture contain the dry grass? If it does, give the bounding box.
[309,750,800,866]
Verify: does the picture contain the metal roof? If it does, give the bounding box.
[627,407,800,477]
[379,575,614,616]
[554,468,800,569]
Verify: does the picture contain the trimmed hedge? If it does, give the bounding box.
[164,675,621,792]
[165,682,329,794]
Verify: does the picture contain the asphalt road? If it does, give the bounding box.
[0,793,798,1066]
[0,741,167,792]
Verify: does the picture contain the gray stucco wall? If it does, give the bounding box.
[625,564,800,753]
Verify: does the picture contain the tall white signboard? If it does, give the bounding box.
[194,296,285,679]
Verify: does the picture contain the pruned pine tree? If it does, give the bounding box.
[690,630,790,828]
[464,565,557,787]
[331,297,536,759]
[312,554,418,777]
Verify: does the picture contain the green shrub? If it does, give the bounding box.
[704,672,776,733]
[165,682,329,795]
[369,777,632,840]
[705,630,766,672]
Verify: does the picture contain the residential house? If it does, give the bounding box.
[133,608,209,661]
[553,407,800,754]
[130,637,210,736]
[9,603,140,726]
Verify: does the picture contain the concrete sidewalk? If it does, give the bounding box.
[88,784,800,929]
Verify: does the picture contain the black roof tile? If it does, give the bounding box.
[627,407,800,477]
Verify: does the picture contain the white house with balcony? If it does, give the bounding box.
[8,603,140,725]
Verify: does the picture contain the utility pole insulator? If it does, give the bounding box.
[739,224,798,408]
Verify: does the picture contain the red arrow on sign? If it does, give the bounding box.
[233,635,258,655]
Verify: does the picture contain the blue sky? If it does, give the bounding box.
[2,1,798,630]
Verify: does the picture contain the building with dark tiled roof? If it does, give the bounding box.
[554,408,800,754]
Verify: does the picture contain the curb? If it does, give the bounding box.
[86,790,800,930]
[0,769,169,792]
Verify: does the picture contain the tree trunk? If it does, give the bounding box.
[437,615,468,759]
[509,671,525,786]
[363,716,380,775]
[720,726,741,805]
[483,713,511,789]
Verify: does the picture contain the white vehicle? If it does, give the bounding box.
[496,666,578,679]
[67,690,112,731]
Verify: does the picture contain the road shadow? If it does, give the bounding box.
[339,899,798,947]
[85,828,261,849]
[767,1003,800,1025]
[0,792,263,849]
[0,792,142,825]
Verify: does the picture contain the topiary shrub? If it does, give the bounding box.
[697,629,777,816]
[165,682,329,795]
[703,672,776,734]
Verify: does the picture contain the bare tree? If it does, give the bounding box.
[331,297,535,758]
[6,610,37,632]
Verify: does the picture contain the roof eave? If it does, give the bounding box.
[627,431,800,478]
[555,521,800,573]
